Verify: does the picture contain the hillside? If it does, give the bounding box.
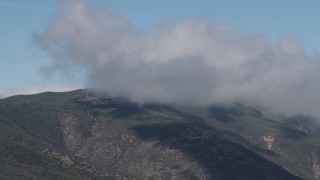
[0,90,319,179]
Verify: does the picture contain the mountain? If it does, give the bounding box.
[0,89,319,179]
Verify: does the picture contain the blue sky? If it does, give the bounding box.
[0,0,320,96]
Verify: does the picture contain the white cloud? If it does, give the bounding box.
[34,0,320,117]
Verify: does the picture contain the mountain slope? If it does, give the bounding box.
[0,90,318,179]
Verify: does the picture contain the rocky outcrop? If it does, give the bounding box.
[59,110,84,152]
[262,135,275,150]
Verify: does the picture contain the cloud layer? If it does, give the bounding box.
[35,0,320,116]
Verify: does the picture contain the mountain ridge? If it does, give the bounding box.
[1,89,319,179]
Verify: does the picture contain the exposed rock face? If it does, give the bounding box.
[312,153,320,179]
[42,148,74,165]
[59,110,84,152]
[262,135,275,150]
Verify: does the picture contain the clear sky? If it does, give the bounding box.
[0,0,320,96]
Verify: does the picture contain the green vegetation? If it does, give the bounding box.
[1,90,319,179]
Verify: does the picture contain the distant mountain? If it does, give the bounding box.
[1,89,319,179]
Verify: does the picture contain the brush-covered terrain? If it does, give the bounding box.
[1,89,320,179]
